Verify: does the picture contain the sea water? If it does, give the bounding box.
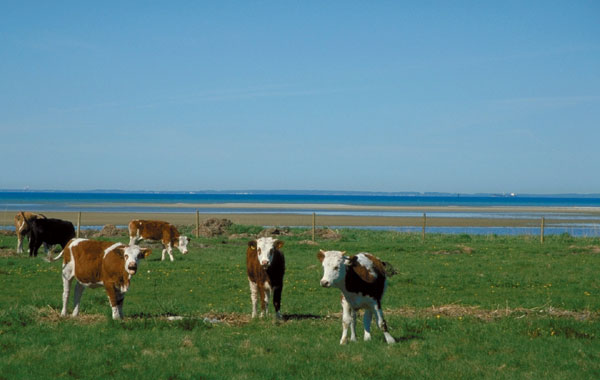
[1,191,600,236]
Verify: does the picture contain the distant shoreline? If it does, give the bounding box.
[2,203,600,228]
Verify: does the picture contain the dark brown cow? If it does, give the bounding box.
[128,220,190,261]
[14,212,46,254]
[52,238,151,320]
[318,250,396,344]
[246,237,285,319]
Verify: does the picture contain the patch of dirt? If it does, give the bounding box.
[297,240,319,246]
[258,227,294,237]
[0,248,18,257]
[193,218,233,237]
[432,244,474,255]
[93,224,127,238]
[569,245,600,255]
[228,233,252,240]
[303,228,341,240]
[383,304,598,322]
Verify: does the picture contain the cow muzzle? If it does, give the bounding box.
[320,279,331,288]
[260,260,269,268]
[127,264,138,275]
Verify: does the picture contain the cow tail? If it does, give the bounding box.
[47,250,64,262]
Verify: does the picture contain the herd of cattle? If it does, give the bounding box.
[13,211,397,344]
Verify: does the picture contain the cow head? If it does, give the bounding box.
[120,245,152,275]
[249,237,283,268]
[317,250,349,288]
[177,236,190,254]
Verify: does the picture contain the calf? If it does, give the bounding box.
[14,211,47,254]
[53,238,151,320]
[21,212,75,257]
[246,237,285,319]
[318,250,396,344]
[128,219,190,261]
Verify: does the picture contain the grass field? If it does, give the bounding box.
[1,225,599,379]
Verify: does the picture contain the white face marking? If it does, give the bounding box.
[319,250,347,288]
[122,245,145,275]
[177,236,189,254]
[256,237,278,267]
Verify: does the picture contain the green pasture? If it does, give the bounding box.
[1,226,599,379]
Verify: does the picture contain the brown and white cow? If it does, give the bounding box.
[246,237,285,319]
[52,238,151,320]
[14,212,47,254]
[128,220,190,261]
[318,250,396,344]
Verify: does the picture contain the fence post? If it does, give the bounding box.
[196,210,200,238]
[540,217,545,244]
[312,212,316,242]
[422,213,426,242]
[77,211,81,238]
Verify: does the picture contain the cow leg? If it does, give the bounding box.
[167,243,175,262]
[374,304,395,344]
[363,307,373,341]
[248,279,259,318]
[340,296,356,344]
[128,236,137,245]
[104,285,122,320]
[17,234,23,254]
[61,262,75,317]
[259,284,268,318]
[115,290,125,319]
[273,285,283,320]
[72,282,85,317]
[29,236,38,257]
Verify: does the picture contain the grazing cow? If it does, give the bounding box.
[128,220,190,261]
[20,212,75,258]
[14,212,47,254]
[52,238,151,320]
[246,237,285,319]
[318,250,396,344]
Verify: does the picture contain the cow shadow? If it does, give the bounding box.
[282,313,323,321]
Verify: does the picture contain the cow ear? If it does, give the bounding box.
[140,248,152,259]
[275,240,284,249]
[248,240,257,250]
[317,250,325,263]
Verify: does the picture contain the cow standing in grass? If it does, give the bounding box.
[246,237,285,319]
[128,219,190,261]
[20,212,75,258]
[52,238,151,320]
[318,250,396,344]
[14,212,47,254]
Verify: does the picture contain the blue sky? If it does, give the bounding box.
[1,1,599,193]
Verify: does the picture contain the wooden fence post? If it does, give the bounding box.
[540,217,545,244]
[312,212,316,242]
[196,210,200,238]
[422,213,426,242]
[77,211,81,238]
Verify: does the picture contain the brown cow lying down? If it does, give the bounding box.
[51,238,151,320]
[128,219,190,261]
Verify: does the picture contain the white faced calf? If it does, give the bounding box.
[318,250,396,344]
[246,237,285,319]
